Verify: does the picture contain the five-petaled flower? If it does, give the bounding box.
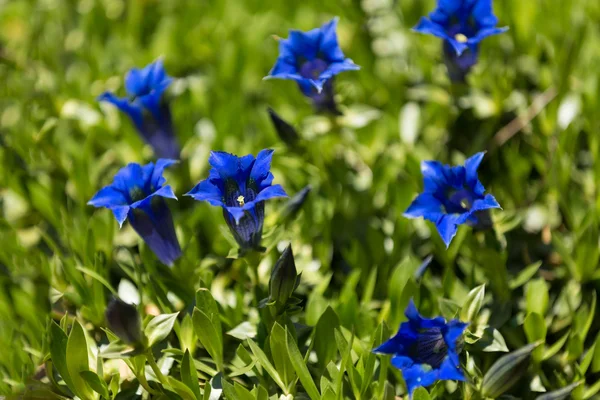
[186,150,288,250]
[404,152,501,247]
[265,18,360,113]
[98,59,180,159]
[88,159,182,266]
[413,0,508,81]
[374,300,468,395]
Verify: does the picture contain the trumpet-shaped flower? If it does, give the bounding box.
[88,159,181,266]
[404,152,501,247]
[98,59,180,158]
[413,0,508,81]
[374,300,468,395]
[265,18,360,112]
[186,150,287,250]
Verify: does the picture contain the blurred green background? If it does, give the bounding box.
[2,0,600,397]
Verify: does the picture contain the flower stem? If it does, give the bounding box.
[146,350,168,386]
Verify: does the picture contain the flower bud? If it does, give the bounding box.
[105,298,142,345]
[268,245,301,311]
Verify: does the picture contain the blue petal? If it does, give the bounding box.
[405,299,447,329]
[150,158,178,191]
[436,0,463,16]
[421,160,450,193]
[470,194,501,212]
[209,151,244,181]
[445,37,470,56]
[390,355,414,370]
[88,186,128,208]
[404,193,444,222]
[471,0,498,27]
[288,27,322,60]
[435,213,469,247]
[225,206,246,224]
[373,337,403,355]
[468,26,509,45]
[318,18,345,62]
[444,320,469,351]
[253,184,288,203]
[250,149,274,185]
[413,17,452,42]
[464,152,485,195]
[397,362,439,394]
[319,59,360,81]
[98,92,144,130]
[130,185,177,210]
[185,179,225,207]
[110,206,130,228]
[112,163,146,195]
[438,353,466,381]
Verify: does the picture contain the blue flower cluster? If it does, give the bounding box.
[90,0,507,395]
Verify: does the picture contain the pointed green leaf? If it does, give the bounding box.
[181,349,202,400]
[481,341,542,398]
[66,320,93,400]
[460,284,485,322]
[282,324,320,400]
[80,371,109,399]
[192,307,223,371]
[145,312,179,347]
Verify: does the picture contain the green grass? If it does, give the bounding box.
[1,0,600,398]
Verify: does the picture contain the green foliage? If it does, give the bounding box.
[1,0,600,399]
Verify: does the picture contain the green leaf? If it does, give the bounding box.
[80,371,109,399]
[192,307,223,372]
[460,284,485,322]
[167,376,197,400]
[282,324,320,400]
[524,312,547,361]
[476,327,509,353]
[50,322,76,396]
[534,381,582,400]
[181,349,202,400]
[270,323,296,387]
[222,380,254,400]
[246,339,287,393]
[413,387,432,400]
[481,341,542,398]
[543,330,570,361]
[509,261,542,289]
[438,298,461,319]
[145,312,179,348]
[313,306,340,370]
[226,322,257,340]
[526,279,549,316]
[66,320,94,400]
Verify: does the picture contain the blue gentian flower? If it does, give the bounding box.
[374,300,468,395]
[265,18,360,113]
[404,152,501,247]
[413,0,508,81]
[186,150,288,250]
[98,59,180,159]
[88,159,182,266]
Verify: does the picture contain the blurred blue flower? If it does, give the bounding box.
[404,152,501,247]
[88,159,181,266]
[374,300,468,395]
[413,0,508,81]
[265,18,360,113]
[186,150,288,250]
[98,59,180,159]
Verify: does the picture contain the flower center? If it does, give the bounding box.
[237,195,245,206]
[129,186,147,202]
[299,58,328,79]
[410,327,448,369]
[454,33,468,43]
